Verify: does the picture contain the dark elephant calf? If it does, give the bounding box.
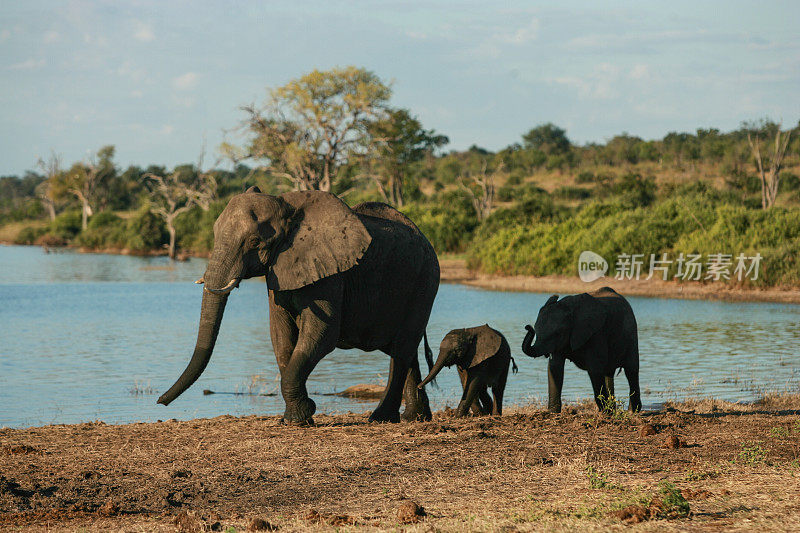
[419,324,517,416]
[521,287,641,413]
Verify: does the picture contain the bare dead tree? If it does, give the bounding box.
[747,125,792,209]
[35,153,61,221]
[458,161,499,221]
[143,171,197,260]
[50,146,116,230]
[187,141,220,211]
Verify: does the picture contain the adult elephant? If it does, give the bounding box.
[157,188,440,425]
[521,287,641,413]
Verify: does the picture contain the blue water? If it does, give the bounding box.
[1,245,799,428]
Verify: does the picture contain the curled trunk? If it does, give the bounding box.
[521,326,536,357]
[157,288,228,406]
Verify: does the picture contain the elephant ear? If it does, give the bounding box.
[569,294,606,351]
[469,325,503,368]
[267,191,372,291]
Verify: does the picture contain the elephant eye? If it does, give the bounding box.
[247,235,261,249]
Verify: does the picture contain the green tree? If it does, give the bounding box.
[367,108,448,206]
[521,123,571,155]
[235,66,392,192]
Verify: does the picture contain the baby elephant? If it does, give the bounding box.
[419,324,517,416]
[521,287,641,413]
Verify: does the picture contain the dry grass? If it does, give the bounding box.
[0,220,47,243]
[2,395,800,531]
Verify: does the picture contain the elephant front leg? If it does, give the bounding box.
[547,356,565,413]
[456,378,484,417]
[280,306,338,425]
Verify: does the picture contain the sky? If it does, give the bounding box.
[1,0,798,176]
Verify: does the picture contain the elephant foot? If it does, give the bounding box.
[368,405,401,423]
[454,402,470,418]
[548,405,562,414]
[401,404,432,422]
[282,397,316,426]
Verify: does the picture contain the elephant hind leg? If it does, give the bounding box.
[401,351,432,422]
[625,367,641,412]
[370,356,408,423]
[479,389,494,416]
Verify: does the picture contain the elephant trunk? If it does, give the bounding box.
[418,350,448,389]
[158,257,232,406]
[521,325,536,357]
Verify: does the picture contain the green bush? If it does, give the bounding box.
[49,210,83,240]
[402,192,478,253]
[14,225,48,244]
[554,186,591,200]
[466,194,800,286]
[124,206,166,251]
[175,201,226,252]
[73,212,127,249]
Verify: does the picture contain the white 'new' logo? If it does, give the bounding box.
[578,250,608,282]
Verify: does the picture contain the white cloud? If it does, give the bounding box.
[83,33,108,46]
[160,125,174,135]
[130,89,143,98]
[173,95,197,108]
[1,29,12,43]
[499,17,540,45]
[628,64,650,81]
[9,58,45,70]
[115,60,148,82]
[133,21,155,42]
[172,72,198,91]
[549,63,621,100]
[43,30,59,44]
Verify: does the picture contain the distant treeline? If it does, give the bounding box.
[1,67,798,285]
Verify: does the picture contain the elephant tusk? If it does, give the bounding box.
[204,278,240,295]
[195,277,204,284]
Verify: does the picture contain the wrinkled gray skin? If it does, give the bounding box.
[157,189,439,425]
[521,287,641,413]
[418,325,516,417]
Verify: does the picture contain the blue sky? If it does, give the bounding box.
[1,1,798,176]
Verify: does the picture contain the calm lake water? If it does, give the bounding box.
[1,245,799,428]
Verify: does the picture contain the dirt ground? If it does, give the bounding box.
[2,395,799,532]
[439,257,800,304]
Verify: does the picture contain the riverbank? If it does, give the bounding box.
[1,395,799,531]
[440,258,800,304]
[4,242,800,304]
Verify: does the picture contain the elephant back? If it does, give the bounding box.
[352,202,424,238]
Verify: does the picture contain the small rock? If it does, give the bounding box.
[397,500,426,524]
[665,435,683,449]
[249,517,276,530]
[639,424,657,437]
[96,498,119,517]
[170,469,191,479]
[210,522,222,531]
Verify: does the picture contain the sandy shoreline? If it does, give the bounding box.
[440,258,800,304]
[2,396,799,531]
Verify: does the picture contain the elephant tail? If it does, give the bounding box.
[423,332,438,388]
[510,356,519,374]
